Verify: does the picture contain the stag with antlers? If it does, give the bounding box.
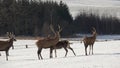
[0,32,16,60]
[50,40,76,57]
[36,24,62,60]
[82,27,97,55]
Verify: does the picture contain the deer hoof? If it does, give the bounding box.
[50,56,53,58]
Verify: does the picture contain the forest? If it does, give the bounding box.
[0,0,120,37]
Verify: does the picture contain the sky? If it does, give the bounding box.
[39,0,120,7]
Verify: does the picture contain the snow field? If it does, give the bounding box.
[0,40,120,68]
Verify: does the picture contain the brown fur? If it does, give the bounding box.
[36,25,62,60]
[0,32,16,61]
[50,40,76,57]
[82,27,97,55]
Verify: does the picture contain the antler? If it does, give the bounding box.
[50,24,56,35]
[58,25,62,32]
[7,32,11,38]
[11,32,15,38]
[92,27,96,32]
[7,32,15,38]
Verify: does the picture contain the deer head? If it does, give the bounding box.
[7,32,16,41]
[92,27,97,36]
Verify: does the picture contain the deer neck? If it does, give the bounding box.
[54,32,60,40]
[8,39,14,45]
[92,33,96,39]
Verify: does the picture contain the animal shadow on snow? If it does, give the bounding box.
[94,53,120,56]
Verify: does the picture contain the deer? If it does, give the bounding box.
[50,40,76,57]
[81,27,97,55]
[6,33,15,50]
[36,24,62,60]
[0,32,16,61]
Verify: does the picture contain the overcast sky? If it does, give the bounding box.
[39,0,120,7]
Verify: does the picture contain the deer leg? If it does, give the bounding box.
[64,47,68,57]
[7,51,9,56]
[39,48,43,59]
[50,47,53,58]
[5,49,9,56]
[54,48,57,58]
[68,47,76,56]
[89,45,91,55]
[37,49,40,60]
[92,45,94,55]
[37,48,43,60]
[12,45,14,49]
[5,51,9,61]
[85,45,88,55]
[85,47,87,55]
[0,53,1,56]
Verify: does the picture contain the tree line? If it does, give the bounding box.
[0,0,73,37]
[0,0,120,37]
[73,12,120,35]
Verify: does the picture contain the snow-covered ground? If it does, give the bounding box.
[0,36,120,68]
